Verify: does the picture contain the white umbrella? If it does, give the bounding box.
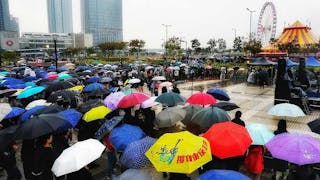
[128,78,141,84]
[145,66,154,70]
[51,139,105,177]
[159,81,172,87]
[267,103,305,117]
[141,97,159,109]
[25,99,52,110]
[0,103,12,122]
[152,76,166,81]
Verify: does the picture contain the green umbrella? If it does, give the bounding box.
[155,107,186,128]
[191,107,230,129]
[58,73,72,81]
[182,105,203,124]
[155,92,185,107]
[246,123,274,145]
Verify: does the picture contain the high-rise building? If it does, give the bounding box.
[81,0,123,45]
[47,0,73,33]
[0,0,10,31]
[8,16,19,33]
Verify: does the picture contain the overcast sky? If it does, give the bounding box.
[9,0,320,49]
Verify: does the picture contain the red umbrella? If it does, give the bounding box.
[186,93,216,106]
[203,121,252,159]
[117,93,150,108]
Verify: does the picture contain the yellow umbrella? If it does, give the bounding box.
[68,85,84,92]
[145,131,212,174]
[83,106,111,122]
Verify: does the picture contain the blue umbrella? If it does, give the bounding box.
[109,124,146,151]
[17,86,45,99]
[1,78,24,86]
[25,82,36,87]
[120,136,156,169]
[57,109,82,131]
[118,169,152,180]
[8,84,26,89]
[87,76,101,83]
[4,107,25,119]
[207,88,230,101]
[83,83,104,92]
[23,76,37,82]
[199,170,250,180]
[20,105,46,123]
[95,116,123,140]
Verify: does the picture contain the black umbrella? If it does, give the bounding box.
[44,81,75,97]
[88,88,110,97]
[308,118,320,134]
[211,102,239,111]
[35,79,54,86]
[182,105,203,124]
[0,89,17,97]
[77,99,104,113]
[47,90,78,107]
[33,105,64,116]
[0,125,19,151]
[15,114,67,139]
[65,78,80,85]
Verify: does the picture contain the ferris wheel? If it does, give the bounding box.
[257,2,277,46]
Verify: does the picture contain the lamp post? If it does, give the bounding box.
[52,34,58,71]
[246,8,255,41]
[232,28,237,39]
[162,24,171,59]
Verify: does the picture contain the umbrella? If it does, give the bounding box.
[58,73,72,81]
[211,102,239,111]
[266,133,320,165]
[78,99,104,113]
[3,107,25,119]
[109,124,146,151]
[88,88,110,97]
[68,85,84,92]
[267,103,305,117]
[20,105,46,123]
[199,170,250,180]
[186,93,216,106]
[44,81,75,96]
[0,89,17,96]
[182,105,203,124]
[57,109,82,131]
[104,92,125,110]
[155,107,186,128]
[117,169,152,180]
[191,107,230,129]
[83,106,111,122]
[17,86,45,99]
[308,118,320,134]
[159,81,172,87]
[25,82,36,87]
[145,131,212,174]
[25,99,52,110]
[120,136,156,169]
[86,76,101,83]
[51,139,105,177]
[203,121,252,159]
[46,74,58,80]
[32,105,64,116]
[152,76,166,81]
[47,90,78,106]
[0,125,19,152]
[101,77,112,83]
[8,84,26,89]
[95,116,123,140]
[128,78,141,84]
[0,103,12,121]
[83,83,105,92]
[207,88,230,101]
[246,123,274,145]
[15,114,68,139]
[141,96,159,109]
[155,92,185,107]
[1,78,24,86]
[117,93,150,108]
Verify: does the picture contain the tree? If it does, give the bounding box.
[85,47,96,56]
[62,48,81,58]
[191,39,201,54]
[278,41,300,55]
[244,39,262,56]
[217,38,227,52]
[233,36,243,52]
[165,37,181,58]
[128,39,145,58]
[1,50,20,62]
[207,39,216,53]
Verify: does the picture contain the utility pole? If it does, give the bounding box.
[246,8,255,41]
[162,24,171,60]
[232,28,237,39]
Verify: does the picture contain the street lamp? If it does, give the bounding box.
[232,28,237,39]
[162,24,171,59]
[52,34,58,71]
[246,8,255,41]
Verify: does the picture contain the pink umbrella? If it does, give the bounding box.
[46,74,58,80]
[104,92,125,110]
[118,93,150,108]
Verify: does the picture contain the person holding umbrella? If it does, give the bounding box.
[232,111,245,127]
[0,142,22,180]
